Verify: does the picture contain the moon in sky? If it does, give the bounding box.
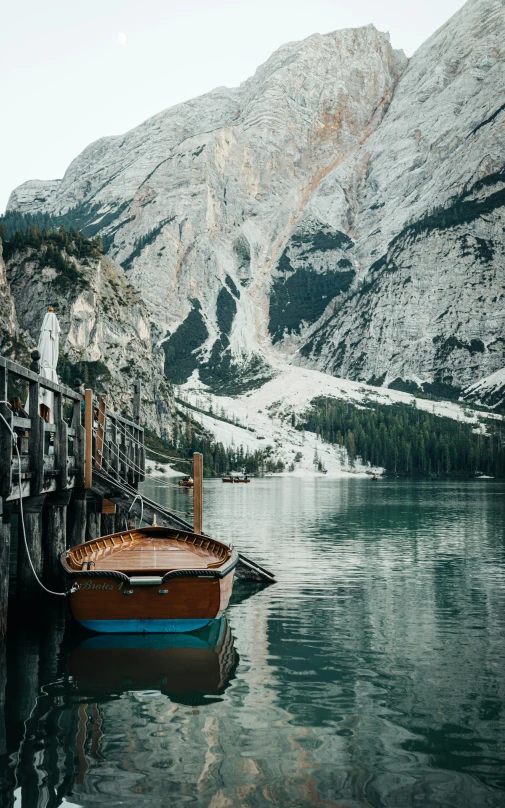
[118,32,127,46]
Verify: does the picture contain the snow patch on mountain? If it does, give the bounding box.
[177,360,500,477]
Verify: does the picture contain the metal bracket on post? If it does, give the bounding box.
[193,452,203,535]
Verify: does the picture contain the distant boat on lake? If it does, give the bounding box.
[178,475,194,487]
[222,473,251,483]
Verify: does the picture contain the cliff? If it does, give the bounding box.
[6,0,505,407]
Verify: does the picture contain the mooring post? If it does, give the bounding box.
[43,490,71,590]
[0,364,13,500]
[193,452,203,535]
[0,498,11,638]
[101,498,116,536]
[84,389,93,489]
[86,493,102,542]
[67,490,87,548]
[17,494,46,604]
[133,380,141,424]
[0,637,6,759]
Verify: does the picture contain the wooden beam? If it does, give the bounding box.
[133,380,141,424]
[94,393,107,470]
[28,380,44,497]
[0,365,13,499]
[84,389,93,489]
[17,495,45,602]
[0,498,11,638]
[193,452,203,535]
[110,416,119,480]
[42,490,71,589]
[0,356,81,400]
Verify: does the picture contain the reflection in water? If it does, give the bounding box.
[1,479,505,807]
[68,618,237,701]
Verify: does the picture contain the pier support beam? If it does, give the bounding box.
[67,490,87,548]
[101,498,116,537]
[0,499,11,638]
[16,495,46,604]
[193,452,203,535]
[43,490,72,590]
[86,494,102,542]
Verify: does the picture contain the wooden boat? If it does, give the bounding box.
[68,617,237,699]
[60,526,238,634]
[222,475,250,483]
[178,476,194,487]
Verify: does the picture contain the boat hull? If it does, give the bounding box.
[68,572,235,634]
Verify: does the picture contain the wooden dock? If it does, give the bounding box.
[0,352,274,637]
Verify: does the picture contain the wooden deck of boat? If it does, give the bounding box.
[91,538,223,572]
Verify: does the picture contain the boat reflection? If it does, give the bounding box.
[67,617,238,702]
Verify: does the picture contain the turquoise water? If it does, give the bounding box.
[2,478,505,807]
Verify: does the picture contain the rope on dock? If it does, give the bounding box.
[0,403,70,598]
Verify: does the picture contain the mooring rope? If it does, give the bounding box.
[0,404,69,597]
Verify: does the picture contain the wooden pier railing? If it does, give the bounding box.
[0,352,149,637]
[0,352,275,638]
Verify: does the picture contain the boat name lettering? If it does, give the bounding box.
[74,580,121,591]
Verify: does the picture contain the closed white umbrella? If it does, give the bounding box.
[37,307,61,423]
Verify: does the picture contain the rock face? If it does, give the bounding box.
[3,240,173,434]
[297,0,505,395]
[0,241,23,357]
[7,0,505,402]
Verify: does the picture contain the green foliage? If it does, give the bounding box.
[299,397,505,478]
[0,223,103,294]
[162,306,209,385]
[58,357,111,390]
[388,377,462,401]
[390,169,505,247]
[216,286,236,336]
[146,413,270,477]
[122,217,174,270]
[290,229,353,253]
[269,266,355,342]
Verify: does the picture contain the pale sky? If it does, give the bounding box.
[0,0,466,213]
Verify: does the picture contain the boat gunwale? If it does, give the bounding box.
[61,526,238,582]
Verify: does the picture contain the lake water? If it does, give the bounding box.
[1,478,505,807]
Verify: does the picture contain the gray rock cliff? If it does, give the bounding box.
[6,0,505,403]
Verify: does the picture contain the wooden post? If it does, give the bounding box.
[101,499,116,536]
[28,379,44,497]
[84,389,93,489]
[133,380,141,424]
[110,416,119,480]
[0,638,6,759]
[193,452,203,535]
[94,393,107,469]
[72,382,85,488]
[17,495,45,603]
[67,490,87,548]
[119,420,127,482]
[139,427,146,481]
[43,490,71,589]
[0,364,13,500]
[0,498,11,638]
[86,494,101,542]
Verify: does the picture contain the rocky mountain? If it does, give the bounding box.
[0,232,174,434]
[6,0,505,407]
[0,242,22,357]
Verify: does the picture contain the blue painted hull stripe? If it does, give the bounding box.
[79,618,212,634]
